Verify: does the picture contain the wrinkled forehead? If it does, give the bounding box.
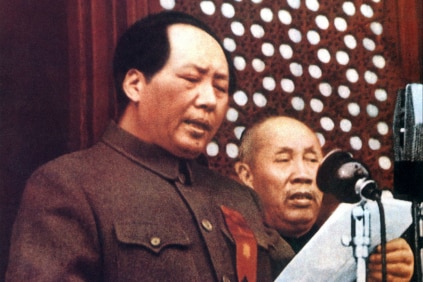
[256,118,322,154]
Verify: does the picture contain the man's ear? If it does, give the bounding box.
[234,161,254,189]
[122,69,146,102]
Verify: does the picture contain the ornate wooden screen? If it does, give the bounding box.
[154,0,421,189]
[66,0,422,189]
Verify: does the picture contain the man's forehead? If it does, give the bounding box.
[261,118,317,140]
[268,144,321,156]
[167,23,228,71]
[167,23,220,49]
[255,124,322,155]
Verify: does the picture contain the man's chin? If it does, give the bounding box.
[285,211,317,226]
[174,143,206,159]
[275,219,315,238]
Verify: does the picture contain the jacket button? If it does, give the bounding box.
[150,236,161,247]
[178,173,186,184]
[201,219,213,232]
[222,275,231,282]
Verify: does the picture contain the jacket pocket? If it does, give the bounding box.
[112,221,202,281]
[114,221,192,254]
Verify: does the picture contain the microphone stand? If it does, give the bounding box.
[412,200,423,281]
[351,199,371,282]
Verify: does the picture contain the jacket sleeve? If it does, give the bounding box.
[6,167,101,281]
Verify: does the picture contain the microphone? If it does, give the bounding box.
[393,83,423,201]
[316,149,381,203]
[393,83,423,281]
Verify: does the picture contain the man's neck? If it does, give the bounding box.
[280,225,319,253]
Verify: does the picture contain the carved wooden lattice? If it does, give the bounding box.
[159,0,408,189]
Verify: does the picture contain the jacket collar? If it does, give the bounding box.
[101,121,193,184]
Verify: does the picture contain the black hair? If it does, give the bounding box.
[113,10,237,115]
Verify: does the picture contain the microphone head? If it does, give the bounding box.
[317,149,373,203]
[393,83,423,200]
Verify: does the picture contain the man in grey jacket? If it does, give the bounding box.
[6,11,294,281]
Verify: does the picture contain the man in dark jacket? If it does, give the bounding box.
[6,11,294,281]
[235,115,415,281]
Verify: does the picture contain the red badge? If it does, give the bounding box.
[221,205,258,282]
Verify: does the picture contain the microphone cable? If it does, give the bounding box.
[375,195,387,282]
[362,182,386,282]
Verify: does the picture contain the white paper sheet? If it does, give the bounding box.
[275,193,413,282]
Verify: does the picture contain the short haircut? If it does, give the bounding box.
[238,116,277,164]
[238,115,320,164]
[112,10,237,115]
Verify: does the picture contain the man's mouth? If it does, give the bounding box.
[288,191,314,207]
[290,192,313,200]
[184,119,212,134]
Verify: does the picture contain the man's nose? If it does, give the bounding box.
[196,82,217,111]
[294,159,308,174]
[291,160,313,183]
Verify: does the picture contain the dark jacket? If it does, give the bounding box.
[6,122,294,281]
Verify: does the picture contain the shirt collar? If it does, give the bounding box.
[281,225,319,253]
[101,121,193,184]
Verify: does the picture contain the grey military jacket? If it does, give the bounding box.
[7,122,294,281]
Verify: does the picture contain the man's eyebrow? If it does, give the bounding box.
[304,146,320,155]
[274,146,319,155]
[182,64,228,80]
[275,147,293,154]
[214,72,229,81]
